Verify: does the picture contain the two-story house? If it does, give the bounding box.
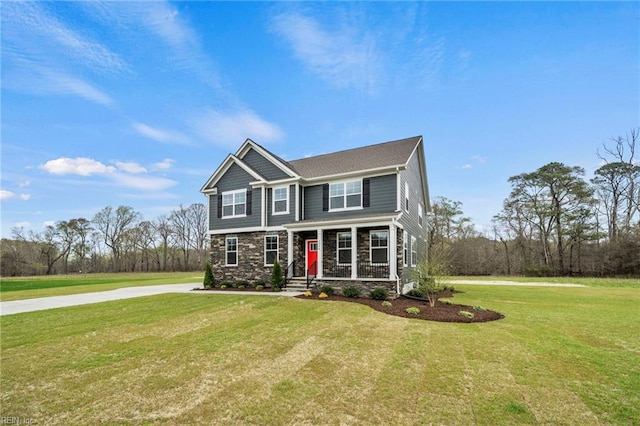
[200,135,430,296]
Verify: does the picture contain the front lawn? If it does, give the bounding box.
[0,272,201,301]
[1,284,638,424]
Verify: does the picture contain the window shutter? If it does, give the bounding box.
[322,184,329,211]
[217,195,223,218]
[363,178,370,208]
[246,189,252,215]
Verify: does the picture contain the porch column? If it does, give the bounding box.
[287,230,294,278]
[317,228,324,279]
[389,223,397,280]
[351,226,358,279]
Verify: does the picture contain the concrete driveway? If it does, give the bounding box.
[0,284,300,316]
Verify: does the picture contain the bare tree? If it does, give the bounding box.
[92,206,141,272]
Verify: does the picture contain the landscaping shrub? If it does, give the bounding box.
[203,262,215,289]
[271,259,284,291]
[473,305,487,312]
[458,310,475,319]
[406,288,426,298]
[370,287,388,300]
[318,292,328,298]
[405,307,420,315]
[318,285,335,296]
[342,286,360,298]
[381,301,392,307]
[255,285,264,291]
[253,280,266,288]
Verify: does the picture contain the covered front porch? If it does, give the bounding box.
[284,215,402,283]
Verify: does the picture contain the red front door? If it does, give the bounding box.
[306,240,318,275]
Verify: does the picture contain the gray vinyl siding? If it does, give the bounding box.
[267,184,296,226]
[398,148,428,279]
[303,174,397,220]
[209,163,262,230]
[242,148,291,181]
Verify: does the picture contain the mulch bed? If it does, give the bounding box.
[195,287,504,323]
[296,290,505,323]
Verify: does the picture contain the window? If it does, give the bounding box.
[329,180,362,210]
[403,231,408,267]
[273,186,288,214]
[411,236,417,266]
[405,182,410,212]
[337,232,352,265]
[222,189,246,218]
[226,236,238,266]
[265,235,278,266]
[370,230,389,264]
[418,203,423,227]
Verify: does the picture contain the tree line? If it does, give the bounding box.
[2,129,638,278]
[429,128,640,277]
[1,203,209,276]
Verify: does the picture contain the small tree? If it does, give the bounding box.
[271,258,284,291]
[413,245,452,307]
[203,261,215,289]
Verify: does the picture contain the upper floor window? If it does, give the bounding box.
[222,189,246,218]
[330,180,362,210]
[418,203,423,227]
[405,182,410,212]
[273,186,289,215]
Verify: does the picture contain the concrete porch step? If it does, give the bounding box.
[284,279,311,292]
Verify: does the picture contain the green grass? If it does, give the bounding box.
[1,283,638,425]
[0,272,202,301]
[452,275,640,288]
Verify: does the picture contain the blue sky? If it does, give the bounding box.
[1,1,638,237]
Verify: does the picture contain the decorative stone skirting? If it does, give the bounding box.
[210,230,288,283]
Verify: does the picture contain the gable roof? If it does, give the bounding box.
[288,136,422,179]
[201,135,425,194]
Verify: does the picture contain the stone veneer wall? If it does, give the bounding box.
[210,230,288,283]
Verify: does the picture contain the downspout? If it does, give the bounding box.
[392,218,401,296]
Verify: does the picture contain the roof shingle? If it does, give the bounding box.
[288,136,422,179]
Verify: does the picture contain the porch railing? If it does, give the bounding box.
[284,260,296,288]
[357,262,389,279]
[307,261,317,288]
[317,261,390,279]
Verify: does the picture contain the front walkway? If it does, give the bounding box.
[0,284,300,316]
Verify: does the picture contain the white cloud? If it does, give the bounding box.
[151,159,175,171]
[271,11,380,93]
[472,155,487,164]
[132,122,190,145]
[2,2,122,106]
[0,190,31,201]
[111,173,177,191]
[40,157,116,176]
[192,109,284,148]
[462,164,472,169]
[0,190,16,200]
[115,161,147,174]
[14,221,32,229]
[2,2,128,75]
[43,220,56,228]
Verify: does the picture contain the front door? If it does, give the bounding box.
[306,240,318,275]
